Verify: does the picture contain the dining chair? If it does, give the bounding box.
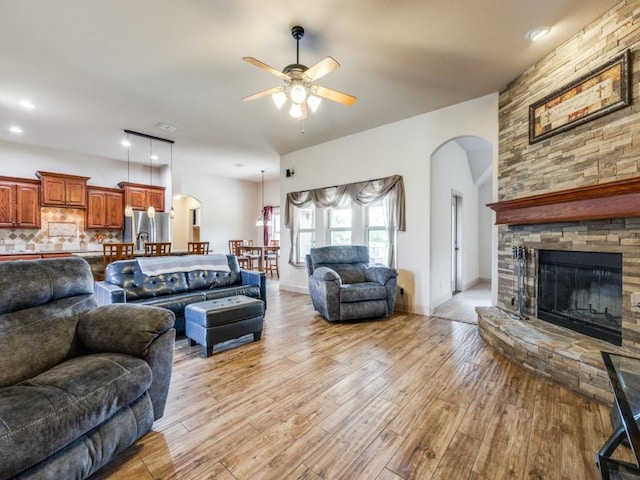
[101,242,135,280]
[144,242,172,256]
[188,241,210,255]
[229,240,250,269]
[242,239,261,270]
[265,244,279,278]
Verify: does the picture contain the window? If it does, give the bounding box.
[286,175,404,268]
[328,208,352,245]
[296,207,315,264]
[366,205,390,265]
[289,203,394,267]
[271,210,281,242]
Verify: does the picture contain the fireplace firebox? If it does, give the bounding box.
[537,249,622,345]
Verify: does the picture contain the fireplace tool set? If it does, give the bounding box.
[511,245,527,319]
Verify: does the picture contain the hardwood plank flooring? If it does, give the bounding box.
[92,281,620,480]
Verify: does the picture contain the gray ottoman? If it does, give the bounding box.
[185,295,265,357]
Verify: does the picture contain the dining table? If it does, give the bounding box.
[239,245,280,272]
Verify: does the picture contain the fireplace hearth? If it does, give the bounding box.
[537,249,622,345]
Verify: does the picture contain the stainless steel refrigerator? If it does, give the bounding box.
[124,211,172,251]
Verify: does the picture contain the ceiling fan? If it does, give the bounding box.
[242,25,357,119]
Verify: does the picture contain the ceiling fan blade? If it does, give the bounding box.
[313,85,357,106]
[242,57,289,80]
[304,56,340,82]
[242,86,283,102]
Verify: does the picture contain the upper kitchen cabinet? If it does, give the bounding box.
[36,171,90,208]
[118,182,165,212]
[86,187,124,230]
[0,176,41,228]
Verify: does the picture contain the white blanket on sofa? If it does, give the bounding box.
[137,254,231,276]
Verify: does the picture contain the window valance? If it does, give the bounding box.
[284,174,406,231]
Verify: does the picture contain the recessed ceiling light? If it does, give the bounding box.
[525,26,551,41]
[9,126,23,134]
[19,100,35,109]
[121,139,131,147]
[234,163,245,167]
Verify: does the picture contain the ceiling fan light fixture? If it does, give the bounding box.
[272,91,287,109]
[289,102,303,119]
[242,25,356,118]
[307,95,322,113]
[290,83,307,104]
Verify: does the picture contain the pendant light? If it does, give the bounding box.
[169,143,175,219]
[256,169,264,227]
[147,137,156,219]
[255,170,272,227]
[124,132,134,217]
[123,129,175,218]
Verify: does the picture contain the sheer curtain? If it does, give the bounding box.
[285,175,406,266]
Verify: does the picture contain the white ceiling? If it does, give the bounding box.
[0,0,619,182]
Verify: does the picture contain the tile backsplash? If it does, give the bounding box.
[0,207,122,252]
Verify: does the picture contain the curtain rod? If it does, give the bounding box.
[123,129,175,144]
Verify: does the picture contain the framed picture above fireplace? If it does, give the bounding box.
[529,49,631,144]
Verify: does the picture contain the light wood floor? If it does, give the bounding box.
[93,281,624,480]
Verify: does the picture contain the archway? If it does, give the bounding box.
[429,135,493,317]
[171,195,202,251]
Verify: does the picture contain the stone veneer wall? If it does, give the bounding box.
[497,0,640,352]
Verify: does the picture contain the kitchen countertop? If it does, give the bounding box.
[0,250,101,257]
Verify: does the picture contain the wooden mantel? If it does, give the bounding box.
[487,177,640,225]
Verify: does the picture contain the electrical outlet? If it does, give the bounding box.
[400,287,405,296]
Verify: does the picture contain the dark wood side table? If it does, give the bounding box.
[598,352,640,479]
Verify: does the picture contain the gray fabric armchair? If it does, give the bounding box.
[0,256,175,480]
[306,245,398,322]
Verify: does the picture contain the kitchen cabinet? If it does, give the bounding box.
[0,177,40,228]
[36,171,89,208]
[86,187,124,230]
[0,253,72,262]
[118,182,165,212]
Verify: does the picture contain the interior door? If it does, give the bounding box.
[451,193,461,294]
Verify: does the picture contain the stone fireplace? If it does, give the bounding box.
[487,178,640,353]
[478,178,640,406]
[485,0,640,406]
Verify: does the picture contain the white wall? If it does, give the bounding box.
[430,141,480,310]
[0,139,153,188]
[279,92,499,314]
[478,180,493,281]
[172,170,259,254]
